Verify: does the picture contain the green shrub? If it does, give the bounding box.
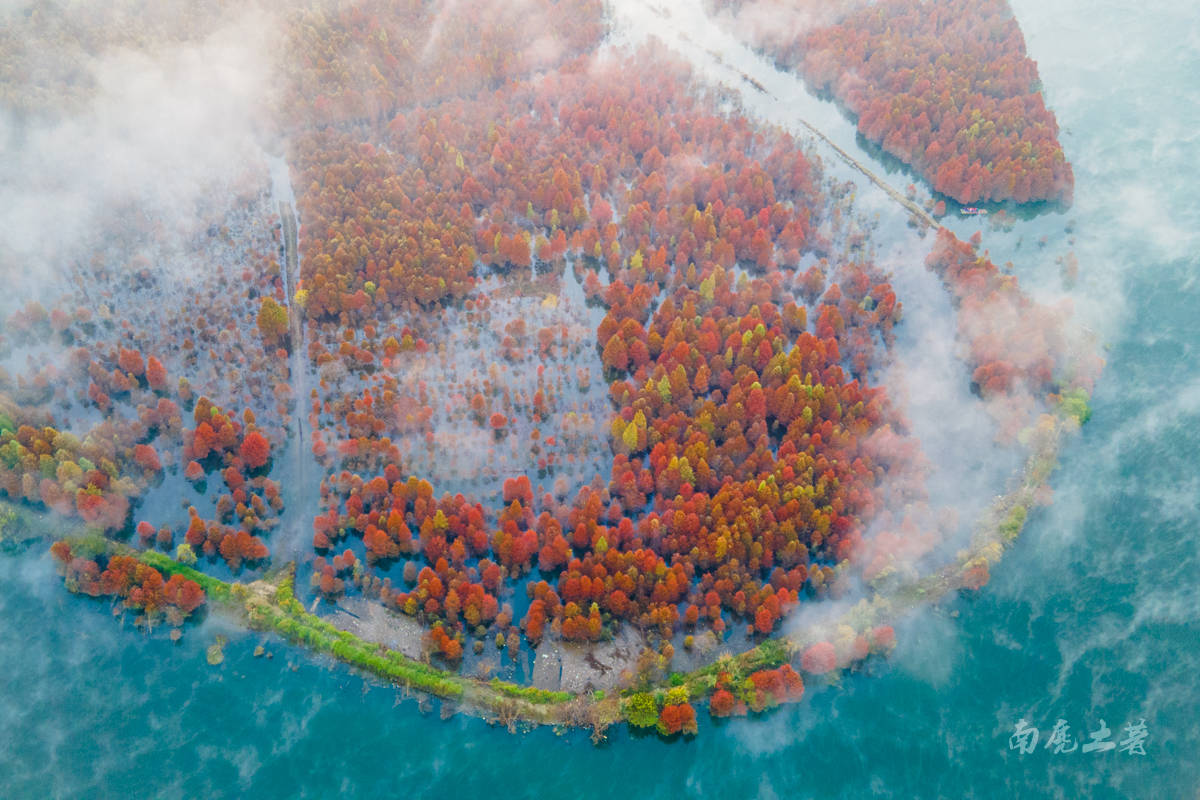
[1000,505,1028,542]
[1060,388,1092,424]
[623,692,660,728]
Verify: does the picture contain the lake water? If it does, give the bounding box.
[2,0,1197,797]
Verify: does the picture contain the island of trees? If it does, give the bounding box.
[0,0,1096,740]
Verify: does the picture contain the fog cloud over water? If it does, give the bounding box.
[705,0,870,51]
[0,4,280,298]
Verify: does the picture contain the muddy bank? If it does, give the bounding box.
[532,626,645,692]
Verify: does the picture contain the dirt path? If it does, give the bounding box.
[278,195,311,557]
[268,149,311,559]
[278,195,305,453]
[788,115,941,230]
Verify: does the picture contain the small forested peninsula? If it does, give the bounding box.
[712,0,1074,205]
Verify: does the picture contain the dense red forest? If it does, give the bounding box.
[717,0,1074,205]
[0,0,1094,725]
[288,44,919,651]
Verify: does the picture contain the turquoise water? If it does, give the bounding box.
[3,1,1198,797]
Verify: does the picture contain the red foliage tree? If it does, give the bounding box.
[801,641,838,675]
[145,356,168,392]
[240,431,271,470]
